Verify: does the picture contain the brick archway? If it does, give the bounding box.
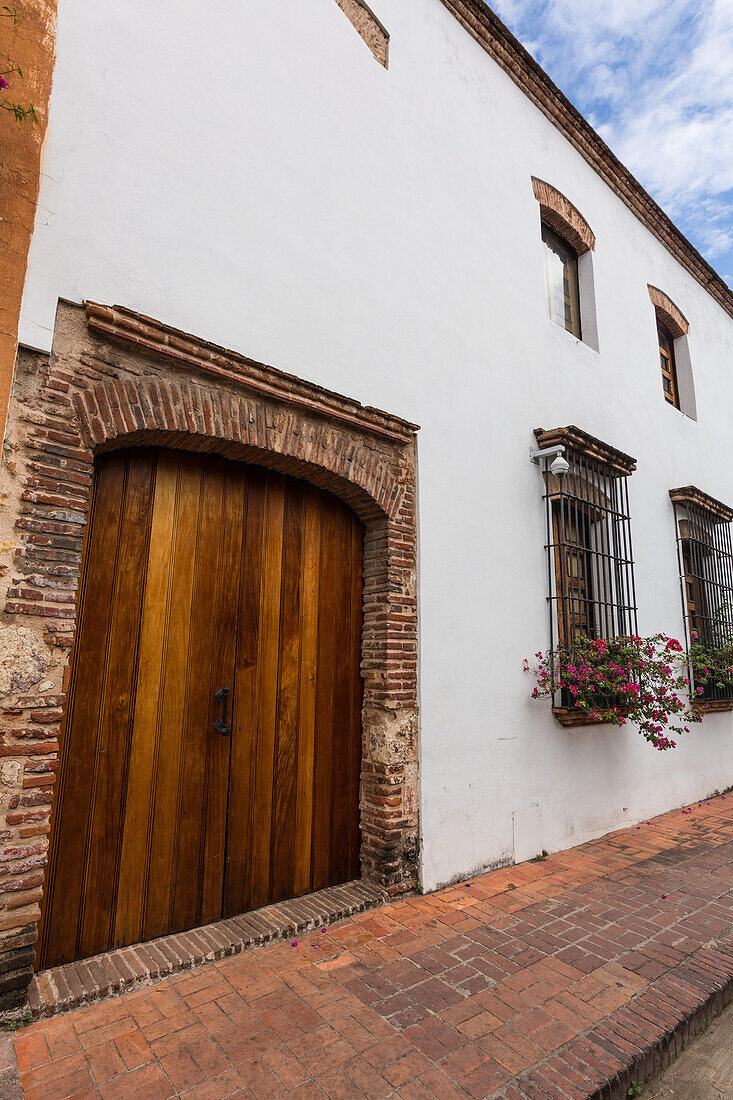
[0,301,419,1009]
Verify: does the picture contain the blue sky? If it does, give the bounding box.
[492,0,733,287]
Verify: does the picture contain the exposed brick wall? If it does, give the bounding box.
[531,177,596,255]
[648,285,689,339]
[0,301,419,1011]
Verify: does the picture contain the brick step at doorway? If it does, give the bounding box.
[28,879,388,1019]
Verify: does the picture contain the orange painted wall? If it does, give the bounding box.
[0,0,56,442]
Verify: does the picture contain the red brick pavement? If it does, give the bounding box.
[15,794,733,1099]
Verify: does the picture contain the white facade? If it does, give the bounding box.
[18,0,733,890]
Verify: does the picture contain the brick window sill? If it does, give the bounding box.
[555,699,733,726]
[696,698,733,715]
[552,707,623,729]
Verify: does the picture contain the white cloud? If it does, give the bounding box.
[492,0,733,278]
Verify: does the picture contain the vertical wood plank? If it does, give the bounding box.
[77,449,155,961]
[223,468,266,917]
[348,513,365,879]
[142,453,200,940]
[270,480,305,903]
[171,455,227,933]
[247,473,285,911]
[310,494,340,892]
[113,451,179,947]
[292,486,322,897]
[328,501,358,887]
[199,462,244,925]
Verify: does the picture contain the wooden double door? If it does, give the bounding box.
[39,447,363,969]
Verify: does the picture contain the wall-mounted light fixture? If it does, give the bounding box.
[530,444,569,478]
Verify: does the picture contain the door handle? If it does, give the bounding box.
[213,686,231,736]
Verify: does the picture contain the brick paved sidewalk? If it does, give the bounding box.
[14,794,733,1099]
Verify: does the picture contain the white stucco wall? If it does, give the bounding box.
[19,0,733,891]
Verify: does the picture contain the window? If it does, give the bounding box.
[542,224,581,338]
[671,487,733,704]
[657,319,679,408]
[681,542,707,640]
[532,179,597,348]
[537,427,638,657]
[648,286,695,418]
[552,507,594,645]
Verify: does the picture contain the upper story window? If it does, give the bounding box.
[542,223,581,338]
[532,179,598,350]
[534,426,638,653]
[670,486,733,705]
[648,286,695,418]
[657,319,679,407]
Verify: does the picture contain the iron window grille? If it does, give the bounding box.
[535,428,638,708]
[670,487,733,703]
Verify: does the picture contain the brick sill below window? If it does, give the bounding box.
[696,698,733,715]
[552,707,625,729]
[555,699,733,726]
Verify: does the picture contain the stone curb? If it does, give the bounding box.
[0,1033,22,1100]
[496,937,733,1099]
[26,879,387,1020]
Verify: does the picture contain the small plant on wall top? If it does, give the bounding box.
[1,6,38,123]
[525,634,702,750]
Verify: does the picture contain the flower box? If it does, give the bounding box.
[552,706,622,728]
[695,698,733,715]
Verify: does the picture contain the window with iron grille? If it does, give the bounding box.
[670,486,733,703]
[535,428,638,705]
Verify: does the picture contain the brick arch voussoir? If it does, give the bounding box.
[532,176,595,254]
[648,285,689,339]
[72,378,405,524]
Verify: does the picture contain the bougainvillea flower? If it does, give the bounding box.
[524,633,700,750]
